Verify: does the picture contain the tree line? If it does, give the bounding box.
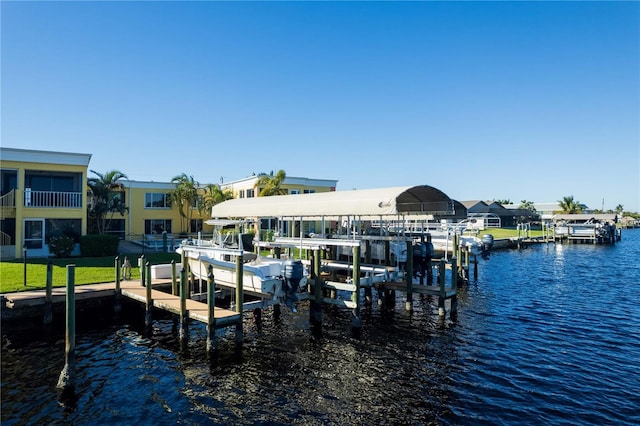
[86,169,288,235]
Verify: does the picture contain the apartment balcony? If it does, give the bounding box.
[1,189,16,218]
[24,190,83,208]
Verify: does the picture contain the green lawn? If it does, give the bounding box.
[474,227,546,239]
[0,253,181,294]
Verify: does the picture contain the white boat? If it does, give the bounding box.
[175,221,307,307]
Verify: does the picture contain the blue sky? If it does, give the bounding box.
[2,1,639,212]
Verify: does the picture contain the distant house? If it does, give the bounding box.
[220,175,337,199]
[462,200,540,228]
[509,202,591,222]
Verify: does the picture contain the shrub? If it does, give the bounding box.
[80,234,119,257]
[48,235,76,258]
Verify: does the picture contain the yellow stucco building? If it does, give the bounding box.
[1,147,92,259]
[0,147,338,258]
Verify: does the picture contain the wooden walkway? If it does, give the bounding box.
[2,279,242,328]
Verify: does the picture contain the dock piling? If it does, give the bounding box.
[450,256,458,317]
[171,260,177,296]
[57,265,76,392]
[114,256,122,315]
[405,240,413,312]
[438,259,446,316]
[351,245,361,336]
[206,266,217,354]
[179,267,189,342]
[145,262,152,330]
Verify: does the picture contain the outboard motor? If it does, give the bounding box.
[283,260,304,311]
[481,234,494,252]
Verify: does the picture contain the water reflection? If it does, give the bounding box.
[2,231,640,425]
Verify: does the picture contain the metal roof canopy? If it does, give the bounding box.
[209,185,455,219]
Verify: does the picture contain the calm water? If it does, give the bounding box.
[2,230,640,425]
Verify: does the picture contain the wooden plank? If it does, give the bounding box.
[3,279,242,329]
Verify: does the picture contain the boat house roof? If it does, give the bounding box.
[210,185,455,220]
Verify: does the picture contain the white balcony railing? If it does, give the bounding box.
[0,189,16,209]
[24,190,83,208]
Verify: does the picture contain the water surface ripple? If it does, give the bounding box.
[2,230,639,425]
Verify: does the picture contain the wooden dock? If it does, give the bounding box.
[1,279,242,329]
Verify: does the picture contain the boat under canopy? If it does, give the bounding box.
[209,185,456,220]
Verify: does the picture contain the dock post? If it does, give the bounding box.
[310,249,322,334]
[57,265,76,392]
[145,262,152,330]
[179,267,189,342]
[473,253,478,280]
[171,260,177,296]
[385,240,391,265]
[114,256,122,315]
[235,255,244,345]
[405,240,413,312]
[206,265,217,354]
[426,233,434,284]
[139,254,145,285]
[235,255,243,313]
[351,245,362,337]
[438,259,446,316]
[450,256,458,318]
[44,260,53,325]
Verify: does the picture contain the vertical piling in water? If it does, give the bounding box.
[206,265,217,354]
[351,245,362,336]
[310,249,323,333]
[450,256,458,317]
[179,267,189,342]
[405,240,413,312]
[145,262,152,330]
[438,259,446,316]
[114,256,122,315]
[171,260,177,296]
[235,255,243,313]
[57,265,76,391]
[473,253,478,280]
[235,255,244,345]
[43,260,53,325]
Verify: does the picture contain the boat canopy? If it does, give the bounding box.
[210,185,455,220]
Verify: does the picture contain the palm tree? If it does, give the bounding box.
[198,183,233,216]
[558,195,583,214]
[256,170,288,196]
[519,200,537,212]
[87,169,129,234]
[615,204,624,215]
[170,173,199,233]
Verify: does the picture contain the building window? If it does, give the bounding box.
[246,188,255,198]
[303,189,316,194]
[190,219,203,233]
[46,219,81,243]
[239,190,245,199]
[145,193,171,208]
[290,189,300,195]
[145,219,172,235]
[24,219,44,249]
[104,219,126,239]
